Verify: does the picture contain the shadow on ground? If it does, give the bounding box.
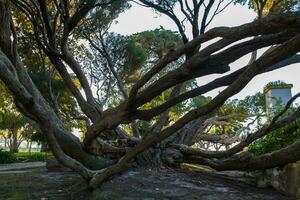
[0,166,292,200]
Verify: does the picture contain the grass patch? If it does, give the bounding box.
[15,152,52,162]
[0,149,17,164]
[181,163,212,172]
[0,150,52,164]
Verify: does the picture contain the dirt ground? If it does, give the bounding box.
[0,166,292,200]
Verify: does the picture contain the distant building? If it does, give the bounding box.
[264,81,293,115]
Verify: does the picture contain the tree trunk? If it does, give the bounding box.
[40,141,49,152]
[84,116,209,168]
[9,130,19,153]
[4,137,7,148]
[29,140,32,153]
[134,116,210,167]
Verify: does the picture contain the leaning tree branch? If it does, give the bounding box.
[88,33,300,188]
[179,93,300,158]
[128,12,300,105]
[85,13,300,145]
[180,132,300,171]
[133,31,295,113]
[141,53,300,119]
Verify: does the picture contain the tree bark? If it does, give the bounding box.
[0,2,111,172]
[9,130,19,153]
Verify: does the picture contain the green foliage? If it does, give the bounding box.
[265,80,287,86]
[122,38,148,79]
[11,2,88,132]
[31,132,45,144]
[0,82,27,153]
[0,81,10,109]
[0,111,24,131]
[28,68,79,130]
[249,97,299,156]
[132,29,182,59]
[86,28,183,108]
[249,118,300,155]
[263,80,293,93]
[235,0,299,16]
[239,92,265,113]
[219,99,248,116]
[80,0,130,34]
[111,28,182,82]
[189,96,212,109]
[15,152,52,162]
[0,149,17,164]
[141,0,177,12]
[209,99,249,135]
[0,149,51,164]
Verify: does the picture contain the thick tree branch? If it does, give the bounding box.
[179,94,300,158]
[133,31,295,112]
[88,33,300,188]
[85,13,300,145]
[141,53,300,118]
[181,135,300,171]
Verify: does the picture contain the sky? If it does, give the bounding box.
[109,2,300,101]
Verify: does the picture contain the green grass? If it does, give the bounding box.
[15,151,52,162]
[0,150,52,164]
[0,149,17,164]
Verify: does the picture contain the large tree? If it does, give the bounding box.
[0,0,300,190]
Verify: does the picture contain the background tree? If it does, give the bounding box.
[0,83,26,152]
[0,111,25,152]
